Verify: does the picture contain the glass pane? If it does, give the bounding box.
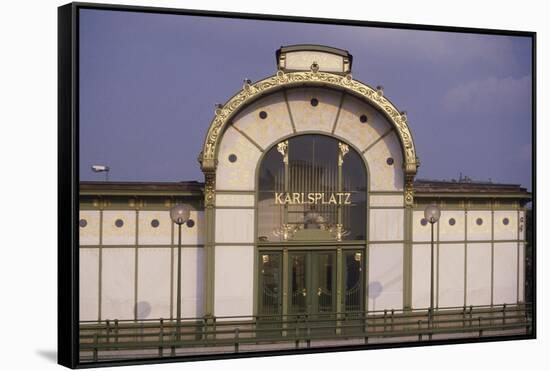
[344,251,363,312]
[290,254,307,314]
[258,134,367,242]
[259,253,281,315]
[316,253,334,313]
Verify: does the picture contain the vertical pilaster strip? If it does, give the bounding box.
[336,247,343,334]
[134,208,139,321]
[98,207,103,322]
[491,200,495,307]
[204,172,216,317]
[403,205,412,310]
[436,211,440,309]
[282,248,289,327]
[464,209,468,306]
[170,209,174,320]
[516,209,520,303]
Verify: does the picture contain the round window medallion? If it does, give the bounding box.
[79,219,87,228]
[420,218,428,226]
[449,218,456,226]
[259,111,267,119]
[151,219,160,228]
[115,219,124,228]
[386,157,394,165]
[360,114,368,123]
[503,218,510,225]
[310,98,319,107]
[186,219,195,228]
[228,154,237,163]
[476,218,483,226]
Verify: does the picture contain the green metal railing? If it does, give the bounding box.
[80,303,532,362]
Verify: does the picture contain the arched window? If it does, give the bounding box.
[257,134,367,242]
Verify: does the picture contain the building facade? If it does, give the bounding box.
[79,45,531,360]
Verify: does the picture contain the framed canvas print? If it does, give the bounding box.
[58,2,536,368]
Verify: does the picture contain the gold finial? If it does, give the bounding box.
[310,61,319,73]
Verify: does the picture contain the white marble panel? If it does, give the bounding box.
[493,242,518,305]
[216,125,262,191]
[79,248,99,321]
[466,243,491,306]
[232,91,294,150]
[369,194,404,208]
[137,248,171,319]
[369,208,404,241]
[466,210,491,241]
[439,210,465,242]
[334,94,391,151]
[102,210,136,245]
[138,210,171,245]
[493,210,517,241]
[286,87,342,133]
[438,244,465,307]
[79,210,100,245]
[101,248,135,320]
[214,245,254,318]
[215,209,255,244]
[368,244,403,311]
[363,131,404,191]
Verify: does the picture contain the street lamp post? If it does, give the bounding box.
[170,204,191,345]
[424,203,440,339]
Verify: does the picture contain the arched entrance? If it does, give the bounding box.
[256,134,367,321]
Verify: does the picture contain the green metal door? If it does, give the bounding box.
[258,252,283,337]
[289,251,337,335]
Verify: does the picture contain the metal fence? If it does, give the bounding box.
[80,303,533,362]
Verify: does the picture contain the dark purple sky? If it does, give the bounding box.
[79,9,532,190]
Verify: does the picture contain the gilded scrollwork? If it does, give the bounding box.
[204,172,216,207]
[277,140,289,164]
[200,70,418,179]
[338,142,349,166]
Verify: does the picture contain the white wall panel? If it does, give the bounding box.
[369,194,404,208]
[101,248,135,320]
[138,210,171,245]
[369,208,404,241]
[79,210,100,245]
[412,210,431,243]
[334,94,391,151]
[368,244,403,311]
[173,210,204,245]
[493,210,517,241]
[216,194,255,208]
[493,242,518,304]
[214,245,254,318]
[215,209,254,244]
[439,210,465,242]
[79,248,99,321]
[232,91,294,150]
[173,247,205,318]
[438,244,465,307]
[102,210,136,245]
[466,243,491,306]
[137,248,171,319]
[412,244,437,309]
[363,131,404,191]
[216,125,262,191]
[466,210,491,241]
[286,88,342,133]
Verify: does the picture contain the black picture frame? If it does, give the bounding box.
[58,2,537,368]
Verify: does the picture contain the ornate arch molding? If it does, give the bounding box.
[199,69,420,206]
